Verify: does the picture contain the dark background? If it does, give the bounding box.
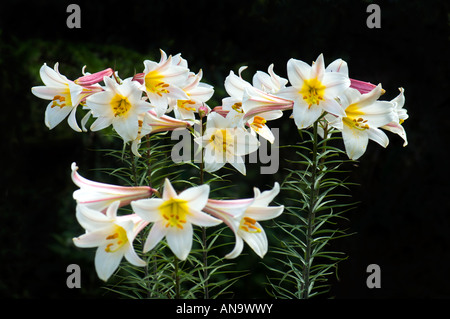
[0,0,449,299]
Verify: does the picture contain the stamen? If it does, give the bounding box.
[239,216,262,233]
[159,198,189,230]
[232,102,243,113]
[252,116,267,129]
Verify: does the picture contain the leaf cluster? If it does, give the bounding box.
[265,124,358,299]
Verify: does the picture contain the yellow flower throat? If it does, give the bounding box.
[159,198,189,229]
[300,78,325,108]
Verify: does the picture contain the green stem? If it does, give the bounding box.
[198,117,209,299]
[129,143,138,186]
[302,120,320,299]
[174,257,180,299]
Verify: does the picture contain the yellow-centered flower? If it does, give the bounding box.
[131,179,222,260]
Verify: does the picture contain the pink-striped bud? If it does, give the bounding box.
[212,106,229,118]
[350,78,385,95]
[132,72,145,85]
[75,68,114,86]
[198,104,209,118]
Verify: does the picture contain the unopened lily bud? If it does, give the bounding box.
[132,72,145,85]
[350,79,386,95]
[75,68,114,86]
[212,106,229,118]
[198,104,209,118]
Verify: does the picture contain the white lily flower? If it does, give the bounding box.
[169,69,214,120]
[252,63,288,94]
[242,86,293,143]
[131,179,222,260]
[71,162,154,213]
[73,201,147,281]
[222,66,290,143]
[31,63,99,132]
[327,85,396,160]
[278,54,349,129]
[86,77,153,142]
[194,111,260,175]
[131,110,194,157]
[141,50,190,117]
[203,182,284,259]
[381,87,408,146]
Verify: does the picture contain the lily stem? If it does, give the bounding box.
[174,256,180,299]
[198,117,209,299]
[302,120,320,299]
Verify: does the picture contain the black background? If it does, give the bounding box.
[0,0,449,300]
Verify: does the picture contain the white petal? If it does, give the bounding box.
[112,116,139,142]
[124,243,146,267]
[240,225,268,258]
[320,98,346,117]
[368,127,389,148]
[322,72,351,98]
[44,103,72,129]
[67,105,82,132]
[224,70,251,99]
[286,58,310,87]
[72,228,109,248]
[224,235,244,259]
[292,101,322,129]
[95,245,123,281]
[131,198,164,222]
[144,221,167,253]
[162,178,178,200]
[90,116,113,132]
[166,223,193,260]
[229,155,246,175]
[178,184,210,211]
[246,206,284,221]
[310,54,325,81]
[326,58,349,76]
[341,124,369,160]
[188,209,222,227]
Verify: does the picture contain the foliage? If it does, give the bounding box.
[266,120,358,298]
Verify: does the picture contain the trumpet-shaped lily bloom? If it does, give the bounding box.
[131,179,222,260]
[73,201,147,281]
[86,77,153,142]
[71,162,154,212]
[194,111,260,175]
[242,86,293,143]
[221,66,291,143]
[31,63,98,132]
[203,182,284,259]
[169,69,214,120]
[381,87,408,146]
[131,110,194,157]
[278,54,349,129]
[141,50,190,117]
[327,85,396,160]
[252,63,288,94]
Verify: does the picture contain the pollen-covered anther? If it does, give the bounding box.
[232,102,243,113]
[178,100,196,111]
[104,227,127,253]
[353,117,370,129]
[239,216,262,233]
[252,116,267,129]
[154,82,170,97]
[51,95,67,108]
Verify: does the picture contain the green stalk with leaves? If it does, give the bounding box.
[267,116,357,298]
